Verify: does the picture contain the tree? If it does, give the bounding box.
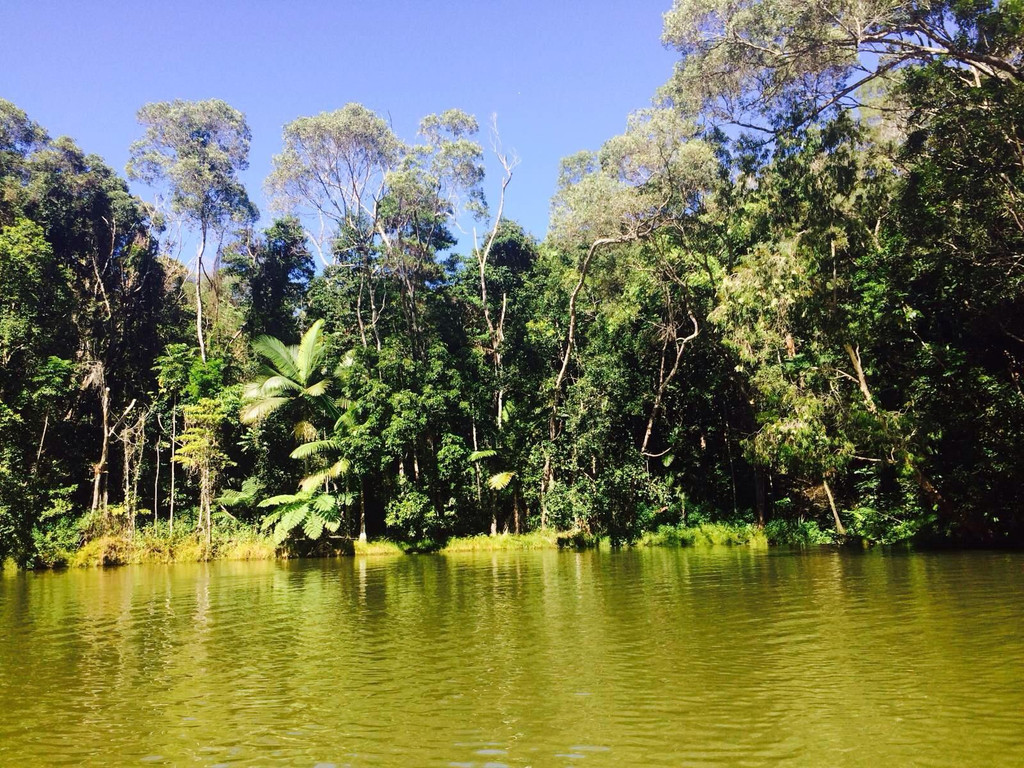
[225,217,314,341]
[127,99,257,361]
[542,109,718,517]
[240,318,339,430]
[266,103,402,267]
[268,104,492,357]
[175,397,230,546]
[661,0,1024,132]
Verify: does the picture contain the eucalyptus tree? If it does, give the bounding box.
[543,109,719,516]
[266,104,401,266]
[661,0,1024,132]
[267,104,401,348]
[127,99,257,362]
[268,104,495,357]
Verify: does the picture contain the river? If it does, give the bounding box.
[1,547,1022,766]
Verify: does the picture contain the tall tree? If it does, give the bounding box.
[127,99,257,361]
[661,0,1024,131]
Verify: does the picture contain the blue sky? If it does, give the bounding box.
[0,0,677,244]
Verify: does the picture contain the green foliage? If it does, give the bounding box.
[258,491,344,544]
[224,217,314,340]
[127,99,257,228]
[385,483,440,542]
[5,3,1024,566]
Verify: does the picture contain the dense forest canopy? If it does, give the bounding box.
[1,0,1022,565]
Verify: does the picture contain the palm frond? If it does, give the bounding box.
[242,380,267,400]
[298,458,350,493]
[258,493,305,508]
[469,449,498,462]
[311,494,338,514]
[296,319,326,382]
[303,514,325,540]
[304,379,330,398]
[488,471,515,490]
[289,439,340,460]
[260,509,284,530]
[240,397,291,424]
[299,469,327,494]
[216,477,263,508]
[280,505,307,532]
[252,335,301,381]
[328,458,351,478]
[259,375,303,395]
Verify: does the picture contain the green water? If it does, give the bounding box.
[1,548,1022,766]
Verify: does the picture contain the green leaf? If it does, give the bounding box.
[290,439,340,460]
[311,494,337,514]
[296,319,326,382]
[251,335,301,381]
[303,514,325,540]
[258,493,305,508]
[240,397,290,424]
[488,471,515,490]
[304,379,330,398]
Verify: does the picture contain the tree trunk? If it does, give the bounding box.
[754,467,767,528]
[91,384,110,515]
[195,229,208,363]
[641,312,698,456]
[33,411,49,475]
[540,454,551,529]
[205,472,212,549]
[153,432,160,523]
[169,405,176,535]
[359,480,367,542]
[823,480,846,536]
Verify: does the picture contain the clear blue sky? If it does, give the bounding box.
[0,0,677,243]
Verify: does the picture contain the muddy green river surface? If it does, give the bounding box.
[1,548,1022,766]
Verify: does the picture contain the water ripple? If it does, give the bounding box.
[1,549,1022,766]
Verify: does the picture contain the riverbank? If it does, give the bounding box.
[12,519,845,570]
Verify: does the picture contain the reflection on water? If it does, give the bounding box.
[1,548,1022,766]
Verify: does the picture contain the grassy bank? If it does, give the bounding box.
[638,522,770,548]
[441,521,834,553]
[351,538,406,557]
[65,528,278,568]
[440,530,561,553]
[25,520,838,570]
[639,520,837,547]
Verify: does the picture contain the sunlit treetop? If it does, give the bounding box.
[660,0,1024,132]
[126,98,258,229]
